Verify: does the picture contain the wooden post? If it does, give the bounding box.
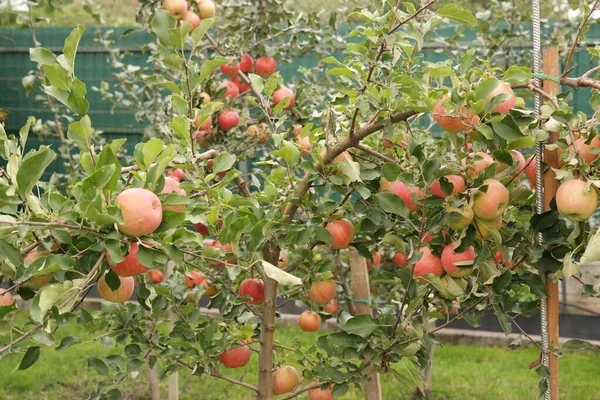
[349,249,382,400]
[542,47,560,400]
[166,261,179,400]
[148,366,161,400]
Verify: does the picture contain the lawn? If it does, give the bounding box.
[0,319,599,400]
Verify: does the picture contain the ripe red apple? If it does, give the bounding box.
[182,11,200,31]
[325,219,354,249]
[239,54,254,73]
[473,217,503,240]
[323,299,339,314]
[366,252,382,269]
[524,155,536,188]
[247,123,270,143]
[278,251,288,269]
[220,344,252,368]
[232,76,249,93]
[556,179,598,222]
[571,137,600,164]
[255,56,276,77]
[445,205,474,230]
[163,0,188,19]
[273,366,300,395]
[109,241,148,277]
[0,288,14,306]
[413,247,442,280]
[167,168,185,182]
[441,242,476,277]
[308,280,336,304]
[494,248,503,264]
[472,179,509,221]
[198,0,215,19]
[218,110,240,131]
[308,382,335,400]
[199,91,211,104]
[272,87,295,110]
[97,274,135,303]
[185,271,205,288]
[294,125,312,156]
[320,150,352,174]
[193,222,209,235]
[496,150,526,174]
[466,152,494,177]
[430,175,466,198]
[161,177,186,213]
[220,81,240,100]
[196,129,213,147]
[220,58,240,77]
[194,115,212,131]
[299,310,321,331]
[393,252,408,267]
[239,278,265,305]
[381,178,424,212]
[148,269,164,283]
[115,188,163,237]
[206,240,236,266]
[486,82,516,114]
[433,95,480,133]
[23,249,54,289]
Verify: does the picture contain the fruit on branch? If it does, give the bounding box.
[218,110,240,131]
[193,222,209,235]
[444,204,474,230]
[255,56,277,77]
[466,152,494,177]
[308,382,335,400]
[185,271,205,288]
[486,82,516,114]
[109,242,148,277]
[115,188,163,237]
[199,91,211,104]
[206,159,228,177]
[325,219,354,249]
[273,365,300,395]
[278,251,288,269]
[433,95,480,133]
[163,0,188,19]
[232,76,249,93]
[294,125,312,156]
[196,129,214,147]
[206,240,236,266]
[198,0,215,19]
[366,251,382,269]
[182,11,200,31]
[321,150,352,174]
[556,179,598,222]
[239,278,265,305]
[473,217,502,240]
[194,115,212,131]
[220,58,240,77]
[323,299,339,314]
[220,81,240,100]
[247,123,270,143]
[219,344,252,368]
[239,54,254,73]
[571,137,600,164]
[299,310,321,331]
[472,179,509,221]
[441,242,476,277]
[308,280,336,304]
[272,87,296,110]
[393,252,408,267]
[148,269,164,283]
[161,177,186,213]
[97,274,135,303]
[494,248,504,264]
[430,175,465,198]
[380,178,424,212]
[23,249,54,289]
[413,247,442,280]
[167,168,185,182]
[496,150,526,174]
[0,288,14,306]
[524,155,536,189]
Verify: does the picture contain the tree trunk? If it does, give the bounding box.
[148,364,161,400]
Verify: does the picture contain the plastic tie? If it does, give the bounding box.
[532,73,561,85]
[345,295,371,305]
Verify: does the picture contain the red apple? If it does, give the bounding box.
[320,150,352,174]
[444,205,474,230]
[97,274,135,303]
[325,219,354,249]
[193,222,209,235]
[441,242,476,277]
[366,252,382,269]
[148,269,164,283]
[196,129,213,147]
[182,11,200,31]
[232,76,249,93]
[556,179,598,222]
[473,217,503,240]
[198,0,215,19]
[308,382,335,400]
[308,280,336,304]
[206,240,236,266]
[472,179,509,221]
[239,278,265,305]
[294,125,312,156]
[413,247,443,281]
[393,252,408,267]
[185,271,205,288]
[218,110,240,131]
[167,168,185,182]
[486,82,516,114]
[194,115,212,131]
[220,344,252,369]
[524,155,536,189]
[273,366,299,395]
[115,188,163,237]
[239,54,254,73]
[163,0,188,19]
[466,152,494,177]
[381,178,424,212]
[494,248,503,264]
[272,87,295,110]
[220,58,240,77]
[220,81,240,100]
[571,137,600,164]
[433,95,480,133]
[109,241,148,277]
[430,175,466,198]
[496,150,526,174]
[0,288,14,306]
[161,177,186,213]
[23,249,54,289]
[247,123,270,143]
[278,251,288,269]
[255,56,277,77]
[199,92,211,104]
[323,299,339,314]
[299,310,321,332]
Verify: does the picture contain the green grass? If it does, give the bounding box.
[1,319,599,400]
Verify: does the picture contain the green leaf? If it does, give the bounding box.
[168,116,191,147]
[580,225,600,264]
[272,141,300,168]
[192,18,215,46]
[168,23,192,49]
[67,116,93,151]
[248,74,264,94]
[213,153,236,174]
[15,346,40,371]
[60,25,85,74]
[381,163,401,182]
[56,336,83,351]
[30,279,83,323]
[142,139,166,169]
[97,146,122,191]
[67,78,89,116]
[42,64,72,91]
[376,192,409,218]
[18,116,35,151]
[562,339,599,352]
[492,117,525,141]
[151,9,177,47]
[436,4,477,28]
[199,58,228,83]
[0,239,23,268]
[16,146,55,198]
[503,66,533,86]
[341,315,379,338]
[30,47,57,65]
[87,356,109,376]
[475,77,500,102]
[32,330,55,346]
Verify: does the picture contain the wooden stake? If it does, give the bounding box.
[148,366,160,400]
[542,47,560,400]
[349,249,382,400]
[166,261,179,400]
